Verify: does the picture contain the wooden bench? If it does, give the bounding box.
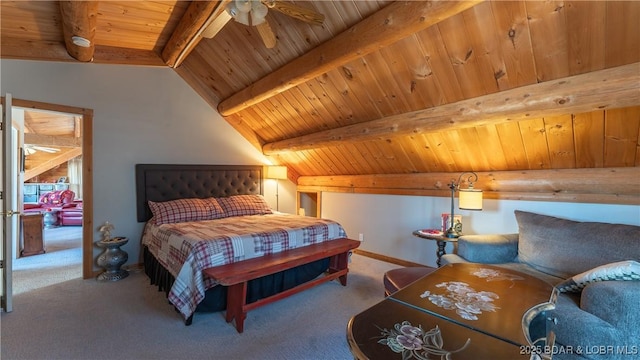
[203,238,360,333]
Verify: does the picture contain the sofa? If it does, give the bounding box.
[23,190,83,226]
[442,210,640,360]
[58,201,83,226]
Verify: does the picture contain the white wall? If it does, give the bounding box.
[322,193,640,267]
[0,59,291,266]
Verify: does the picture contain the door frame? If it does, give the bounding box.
[1,94,16,312]
[11,98,94,279]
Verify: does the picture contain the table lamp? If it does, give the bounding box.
[445,172,483,238]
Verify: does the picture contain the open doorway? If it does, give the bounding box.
[9,98,93,296]
[13,107,83,294]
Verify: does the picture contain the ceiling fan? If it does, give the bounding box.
[24,144,60,155]
[201,0,325,49]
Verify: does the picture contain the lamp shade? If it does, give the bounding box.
[459,188,483,210]
[266,166,287,180]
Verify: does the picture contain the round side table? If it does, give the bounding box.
[96,237,129,281]
[412,230,458,267]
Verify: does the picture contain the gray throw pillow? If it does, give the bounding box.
[514,210,640,279]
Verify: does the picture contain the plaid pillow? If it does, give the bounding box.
[216,194,273,217]
[148,197,225,225]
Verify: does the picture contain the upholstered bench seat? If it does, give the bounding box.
[383,266,436,296]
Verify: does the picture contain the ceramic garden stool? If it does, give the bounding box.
[96,237,129,282]
[383,266,436,296]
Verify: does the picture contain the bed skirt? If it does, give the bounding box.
[143,246,331,314]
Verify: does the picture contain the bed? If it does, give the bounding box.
[135,164,350,325]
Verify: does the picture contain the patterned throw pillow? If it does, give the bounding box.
[39,190,75,205]
[556,260,640,293]
[216,194,273,217]
[59,190,75,203]
[148,197,225,225]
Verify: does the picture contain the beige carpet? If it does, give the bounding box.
[12,226,82,295]
[1,253,401,360]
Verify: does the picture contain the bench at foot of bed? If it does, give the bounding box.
[203,238,360,333]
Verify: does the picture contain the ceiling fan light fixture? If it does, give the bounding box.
[227,0,268,26]
[251,2,268,25]
[71,35,91,48]
[227,2,250,26]
[235,0,252,13]
[236,11,251,26]
[226,2,239,17]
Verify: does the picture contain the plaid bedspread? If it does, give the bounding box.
[141,213,347,319]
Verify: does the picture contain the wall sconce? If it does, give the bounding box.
[445,172,483,238]
[265,165,287,211]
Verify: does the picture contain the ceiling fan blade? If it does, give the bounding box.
[202,10,233,39]
[34,146,60,153]
[264,1,324,25]
[256,20,277,49]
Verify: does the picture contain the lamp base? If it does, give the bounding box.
[445,228,460,239]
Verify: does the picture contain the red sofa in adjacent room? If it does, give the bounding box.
[23,189,83,226]
[58,201,83,226]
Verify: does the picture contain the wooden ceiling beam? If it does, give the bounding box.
[217,0,482,116]
[263,63,640,154]
[24,133,81,148]
[0,39,75,62]
[297,167,640,205]
[161,0,231,68]
[74,116,82,139]
[59,1,99,62]
[0,39,164,66]
[92,46,165,66]
[24,147,82,181]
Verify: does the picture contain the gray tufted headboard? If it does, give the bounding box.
[135,164,263,222]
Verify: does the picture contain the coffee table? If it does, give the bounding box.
[347,263,557,359]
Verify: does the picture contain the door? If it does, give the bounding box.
[1,94,18,312]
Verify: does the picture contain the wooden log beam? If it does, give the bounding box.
[296,167,640,205]
[59,1,99,62]
[298,167,640,205]
[24,147,83,181]
[0,39,75,62]
[92,46,165,66]
[161,0,231,68]
[74,116,82,138]
[264,63,640,154]
[24,133,81,148]
[217,0,482,116]
[0,39,165,66]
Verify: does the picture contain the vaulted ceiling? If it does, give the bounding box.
[2,1,639,203]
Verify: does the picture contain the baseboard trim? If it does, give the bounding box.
[353,249,426,268]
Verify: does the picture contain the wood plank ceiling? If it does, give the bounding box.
[2,1,639,203]
[20,109,82,181]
